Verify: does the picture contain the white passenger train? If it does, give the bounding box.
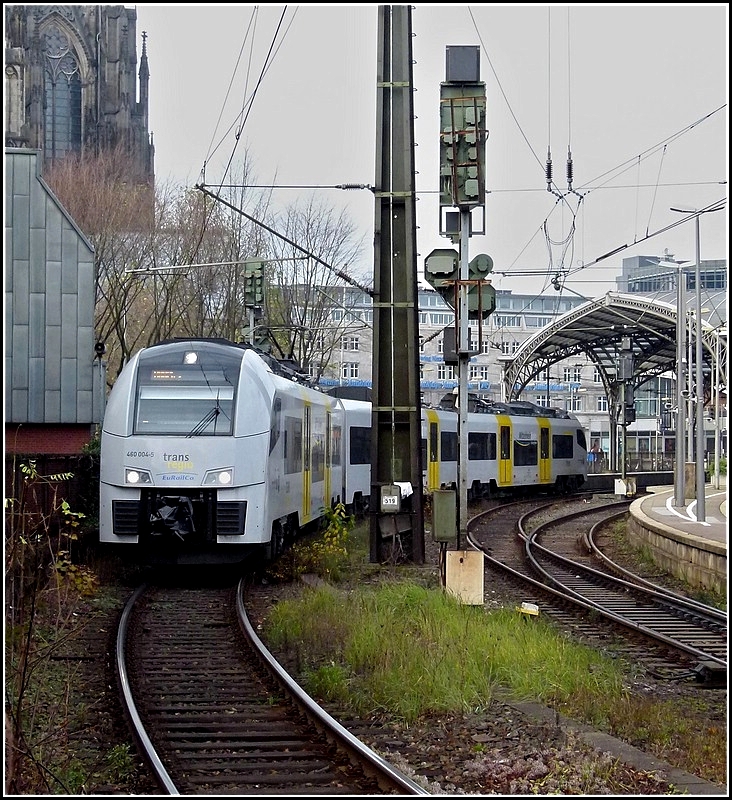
[99,339,587,563]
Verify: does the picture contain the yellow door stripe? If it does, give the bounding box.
[425,408,440,491]
[539,419,551,483]
[497,415,512,485]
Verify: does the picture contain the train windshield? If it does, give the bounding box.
[133,344,242,436]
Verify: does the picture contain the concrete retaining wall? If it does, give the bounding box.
[627,501,726,595]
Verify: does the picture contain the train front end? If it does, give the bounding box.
[99,340,270,563]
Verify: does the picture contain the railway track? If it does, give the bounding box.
[115,580,428,795]
[468,493,727,682]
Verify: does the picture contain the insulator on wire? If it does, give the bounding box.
[545,149,553,189]
[566,149,574,190]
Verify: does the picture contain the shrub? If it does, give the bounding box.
[267,502,355,582]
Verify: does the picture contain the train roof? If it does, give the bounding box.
[146,337,320,390]
[325,386,372,402]
[438,392,573,419]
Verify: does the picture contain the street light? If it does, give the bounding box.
[674,269,687,507]
[653,255,689,507]
[670,204,724,521]
[714,327,727,489]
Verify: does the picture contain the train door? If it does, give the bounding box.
[539,422,551,483]
[497,415,512,485]
[425,409,440,491]
[303,403,311,522]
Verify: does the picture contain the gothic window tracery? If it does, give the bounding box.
[43,25,82,160]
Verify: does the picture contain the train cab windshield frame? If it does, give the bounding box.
[132,344,242,436]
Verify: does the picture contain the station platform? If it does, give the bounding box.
[633,479,727,549]
[626,477,727,594]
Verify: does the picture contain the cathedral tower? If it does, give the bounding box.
[5,4,154,183]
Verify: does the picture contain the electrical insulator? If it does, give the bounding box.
[545,150,553,189]
[566,149,574,190]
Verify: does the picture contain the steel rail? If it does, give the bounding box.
[235,578,429,795]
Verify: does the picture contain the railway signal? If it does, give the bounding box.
[243,259,265,306]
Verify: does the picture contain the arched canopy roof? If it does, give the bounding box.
[502,292,726,400]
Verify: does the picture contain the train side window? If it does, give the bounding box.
[500,426,511,460]
[441,431,457,462]
[553,434,574,459]
[514,439,538,466]
[269,397,282,453]
[312,434,325,483]
[284,416,302,474]
[576,428,588,451]
[471,432,497,460]
[331,424,342,466]
[429,422,438,462]
[350,426,371,465]
[468,432,493,460]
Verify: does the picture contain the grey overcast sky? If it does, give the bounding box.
[136,3,728,296]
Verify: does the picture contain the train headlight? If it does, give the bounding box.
[203,469,233,485]
[125,468,152,485]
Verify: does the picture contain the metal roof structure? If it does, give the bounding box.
[502,292,727,402]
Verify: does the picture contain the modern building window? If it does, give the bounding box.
[341,335,360,351]
[688,270,727,290]
[500,340,519,355]
[342,362,359,379]
[494,315,520,328]
[597,396,608,412]
[437,364,455,380]
[563,366,582,383]
[593,367,603,384]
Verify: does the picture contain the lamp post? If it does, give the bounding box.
[687,309,694,458]
[653,256,691,506]
[692,213,705,521]
[713,328,723,489]
[670,206,723,521]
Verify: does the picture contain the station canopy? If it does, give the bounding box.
[502,292,726,401]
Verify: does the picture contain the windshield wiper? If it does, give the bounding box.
[186,405,221,437]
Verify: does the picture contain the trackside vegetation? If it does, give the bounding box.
[265,581,626,720]
[261,518,727,786]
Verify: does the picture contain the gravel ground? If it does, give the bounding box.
[10,517,725,796]
[242,523,727,796]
